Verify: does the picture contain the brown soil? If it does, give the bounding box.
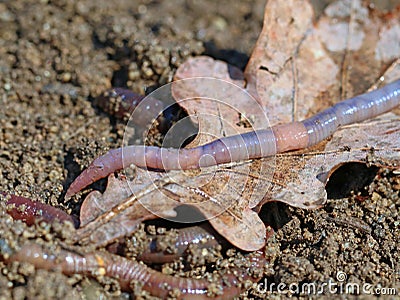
[0,0,398,299]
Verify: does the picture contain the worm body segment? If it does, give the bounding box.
[66,80,400,197]
[4,242,265,299]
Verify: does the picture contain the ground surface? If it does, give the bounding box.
[0,0,399,299]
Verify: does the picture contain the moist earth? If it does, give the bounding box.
[0,0,399,299]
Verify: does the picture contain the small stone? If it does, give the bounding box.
[49,169,60,182]
[212,16,228,31]
[3,83,11,91]
[12,286,26,299]
[49,125,59,133]
[142,66,154,78]
[22,163,32,173]
[128,70,140,81]
[61,72,72,83]
[371,192,381,201]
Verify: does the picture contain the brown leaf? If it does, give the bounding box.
[245,0,400,124]
[172,57,269,149]
[259,113,400,210]
[244,0,314,116]
[155,166,270,251]
[77,164,271,250]
[77,0,400,251]
[76,171,179,247]
[246,0,400,207]
[169,0,400,229]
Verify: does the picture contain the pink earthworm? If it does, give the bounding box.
[96,87,184,134]
[1,193,268,298]
[0,186,270,297]
[66,80,400,197]
[3,242,266,299]
[137,225,224,264]
[1,192,78,227]
[96,88,165,125]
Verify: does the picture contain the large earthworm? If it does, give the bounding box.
[66,80,400,197]
[3,241,266,299]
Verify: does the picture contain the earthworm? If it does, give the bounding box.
[323,215,372,234]
[137,225,224,264]
[1,192,78,227]
[3,241,266,299]
[95,88,164,124]
[1,195,268,298]
[66,80,400,197]
[96,88,182,133]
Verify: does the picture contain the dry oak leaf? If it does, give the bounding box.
[76,0,400,251]
[171,0,400,209]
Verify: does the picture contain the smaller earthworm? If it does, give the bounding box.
[95,88,165,124]
[137,225,225,264]
[96,88,186,133]
[323,215,372,234]
[1,193,269,297]
[66,80,400,197]
[1,192,78,227]
[2,241,266,299]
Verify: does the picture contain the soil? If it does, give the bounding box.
[0,0,398,299]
